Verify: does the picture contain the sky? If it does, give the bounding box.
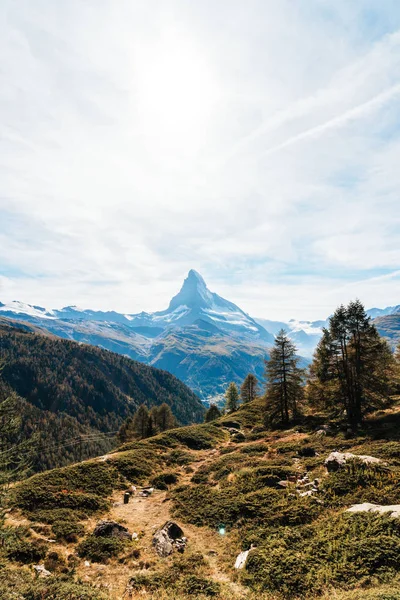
[1,0,400,321]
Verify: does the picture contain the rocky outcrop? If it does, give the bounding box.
[325,452,383,472]
[152,521,187,557]
[93,521,131,540]
[33,564,51,578]
[346,503,400,518]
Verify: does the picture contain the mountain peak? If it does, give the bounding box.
[187,269,206,284]
[168,270,211,311]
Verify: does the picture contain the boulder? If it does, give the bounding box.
[325,451,383,472]
[139,487,154,497]
[152,521,186,557]
[33,564,51,578]
[234,550,249,569]
[234,545,256,569]
[346,503,400,518]
[93,520,131,540]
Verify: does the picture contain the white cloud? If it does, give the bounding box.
[1,0,400,320]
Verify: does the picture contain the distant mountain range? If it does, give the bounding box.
[1,270,399,402]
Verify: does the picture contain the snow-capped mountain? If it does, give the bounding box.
[0,270,273,343]
[1,272,398,400]
[123,270,273,342]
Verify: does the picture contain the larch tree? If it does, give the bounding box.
[307,300,395,429]
[205,404,222,422]
[225,382,239,413]
[150,403,176,433]
[131,404,151,439]
[264,329,304,426]
[240,373,258,403]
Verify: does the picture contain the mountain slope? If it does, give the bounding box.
[6,399,400,599]
[0,324,204,471]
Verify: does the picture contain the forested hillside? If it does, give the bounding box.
[0,325,204,471]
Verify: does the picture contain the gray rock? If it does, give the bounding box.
[33,564,51,578]
[325,451,383,472]
[152,521,186,557]
[93,520,131,539]
[346,503,400,518]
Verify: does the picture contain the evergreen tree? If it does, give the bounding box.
[308,300,395,429]
[225,382,239,413]
[205,404,222,422]
[131,404,151,439]
[240,373,258,403]
[264,329,304,426]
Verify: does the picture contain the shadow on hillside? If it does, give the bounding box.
[365,410,400,440]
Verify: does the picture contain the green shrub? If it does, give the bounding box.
[19,578,110,599]
[77,535,127,563]
[110,452,153,482]
[151,472,178,490]
[166,449,194,465]
[181,574,221,596]
[14,462,113,514]
[29,508,88,524]
[240,442,269,454]
[322,462,400,506]
[44,551,67,573]
[52,520,85,542]
[150,424,226,450]
[5,536,47,564]
[243,513,400,598]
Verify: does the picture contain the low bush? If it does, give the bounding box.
[322,462,400,507]
[166,449,194,465]
[151,472,178,490]
[110,451,154,483]
[29,508,88,524]
[77,534,127,563]
[182,574,220,596]
[44,551,67,573]
[14,462,113,514]
[150,424,226,450]
[52,520,85,542]
[243,513,400,597]
[239,442,269,455]
[5,534,47,564]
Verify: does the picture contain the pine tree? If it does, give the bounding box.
[264,329,304,426]
[131,404,151,439]
[308,300,395,429]
[205,404,222,422]
[225,382,239,413]
[240,373,258,403]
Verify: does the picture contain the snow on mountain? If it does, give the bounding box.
[123,270,274,342]
[1,272,397,360]
[0,300,56,320]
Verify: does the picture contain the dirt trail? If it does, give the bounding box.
[79,446,249,598]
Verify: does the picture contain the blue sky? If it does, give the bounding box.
[1,0,400,320]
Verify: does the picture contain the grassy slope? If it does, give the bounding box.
[4,398,400,599]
